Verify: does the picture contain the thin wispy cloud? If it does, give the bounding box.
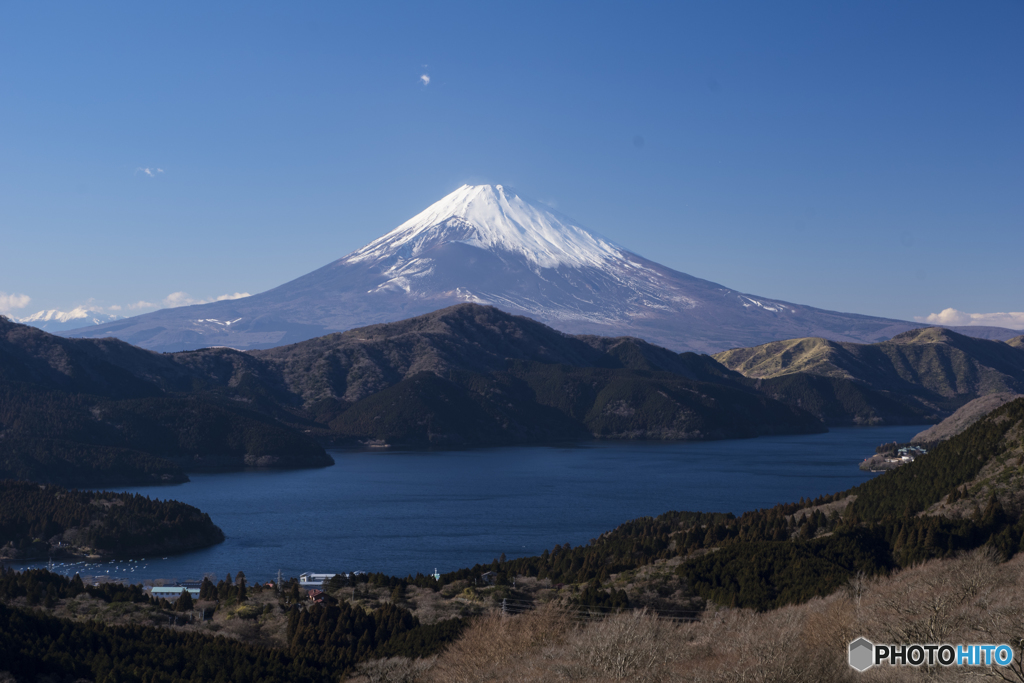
[916,308,1024,330]
[163,291,251,308]
[419,74,430,86]
[136,167,164,177]
[127,300,157,310]
[0,291,31,313]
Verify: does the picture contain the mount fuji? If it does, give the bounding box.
[68,184,1015,353]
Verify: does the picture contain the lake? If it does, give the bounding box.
[23,425,922,584]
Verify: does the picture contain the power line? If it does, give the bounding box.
[496,598,704,622]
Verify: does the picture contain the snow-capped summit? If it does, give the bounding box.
[310,183,698,327]
[70,184,952,353]
[347,184,623,270]
[19,307,122,333]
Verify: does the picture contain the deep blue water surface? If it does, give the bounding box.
[22,426,923,584]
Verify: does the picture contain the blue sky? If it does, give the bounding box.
[1,1,1021,329]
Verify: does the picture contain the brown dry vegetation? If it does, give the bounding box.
[347,547,1024,682]
[4,581,295,648]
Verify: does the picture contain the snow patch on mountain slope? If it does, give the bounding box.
[740,296,793,313]
[197,318,244,326]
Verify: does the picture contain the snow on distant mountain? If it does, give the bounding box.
[19,307,123,333]
[67,184,1023,353]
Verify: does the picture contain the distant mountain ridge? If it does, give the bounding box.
[713,327,1024,421]
[7,305,1024,486]
[66,184,1021,353]
[18,307,122,333]
[0,315,331,487]
[174,304,826,447]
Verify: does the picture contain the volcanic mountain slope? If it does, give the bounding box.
[68,184,1019,353]
[714,327,1024,419]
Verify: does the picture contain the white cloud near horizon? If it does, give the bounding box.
[0,292,31,313]
[162,291,251,308]
[419,74,430,86]
[136,167,164,177]
[916,308,1024,330]
[8,293,249,320]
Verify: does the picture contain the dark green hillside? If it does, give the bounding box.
[0,381,330,487]
[8,305,1024,483]
[0,480,224,559]
[1,316,331,487]
[232,305,825,445]
[245,305,770,407]
[328,361,823,448]
[0,436,185,488]
[421,399,1024,614]
[0,571,463,682]
[0,316,193,397]
[847,397,1024,522]
[329,371,589,448]
[11,306,825,481]
[248,304,610,405]
[675,397,1024,610]
[245,307,1024,441]
[575,336,707,376]
[509,361,822,439]
[749,373,931,425]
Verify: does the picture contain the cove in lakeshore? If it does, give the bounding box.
[19,425,923,584]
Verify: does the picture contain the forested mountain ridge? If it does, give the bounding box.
[0,480,224,560]
[0,316,332,487]
[179,304,826,446]
[9,306,1024,484]
[0,315,191,398]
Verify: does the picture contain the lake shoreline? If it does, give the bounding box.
[15,425,928,584]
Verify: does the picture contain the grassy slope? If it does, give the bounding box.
[912,391,1023,443]
[714,327,1024,421]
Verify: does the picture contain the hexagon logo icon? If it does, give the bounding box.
[849,637,875,671]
